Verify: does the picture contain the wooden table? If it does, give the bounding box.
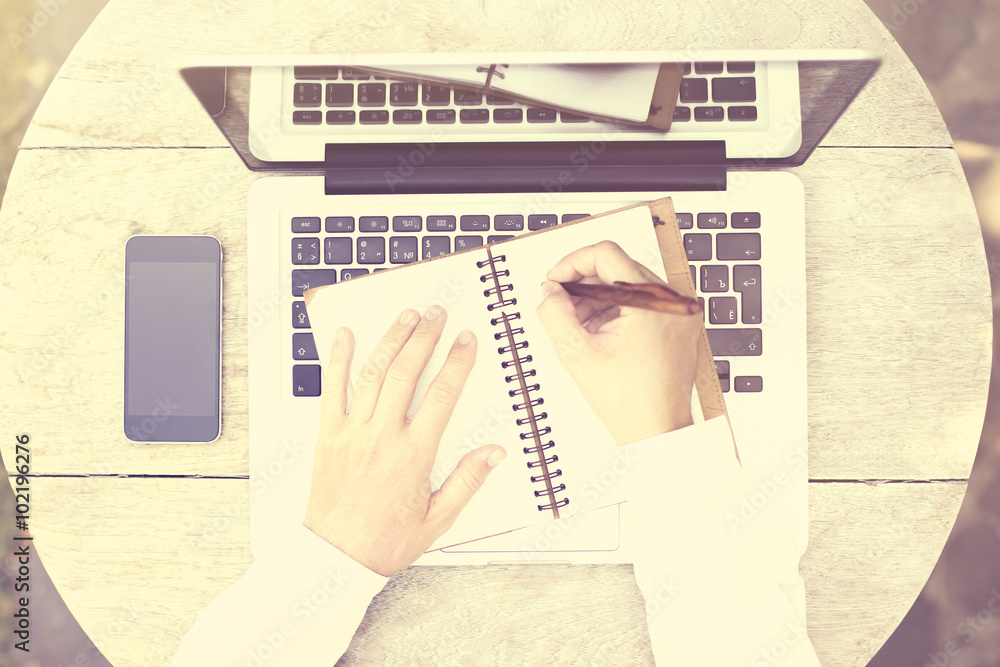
[0,1,990,665]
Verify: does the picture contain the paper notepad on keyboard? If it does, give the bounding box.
[304,200,728,549]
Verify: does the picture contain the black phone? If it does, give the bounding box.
[124,236,222,442]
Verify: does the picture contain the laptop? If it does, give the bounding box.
[181,50,879,565]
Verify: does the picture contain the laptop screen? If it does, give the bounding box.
[181,51,879,192]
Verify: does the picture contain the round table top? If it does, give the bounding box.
[0,0,990,665]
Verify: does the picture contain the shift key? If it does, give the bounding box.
[734,265,762,324]
[707,328,762,356]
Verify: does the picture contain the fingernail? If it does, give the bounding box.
[425,305,444,320]
[399,309,417,325]
[458,330,474,345]
[335,327,346,343]
[541,281,557,296]
[487,448,506,468]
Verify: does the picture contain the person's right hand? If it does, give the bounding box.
[536,241,700,445]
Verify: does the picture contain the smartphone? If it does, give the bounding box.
[124,236,223,442]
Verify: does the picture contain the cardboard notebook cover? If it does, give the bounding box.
[359,63,683,130]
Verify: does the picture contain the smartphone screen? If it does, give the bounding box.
[124,236,222,442]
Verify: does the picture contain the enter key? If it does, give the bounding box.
[734,265,762,324]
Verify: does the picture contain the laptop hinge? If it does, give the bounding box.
[324,141,727,195]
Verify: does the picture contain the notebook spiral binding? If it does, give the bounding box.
[474,63,510,91]
[477,247,569,517]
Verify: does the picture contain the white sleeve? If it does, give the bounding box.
[170,524,388,667]
[621,416,820,667]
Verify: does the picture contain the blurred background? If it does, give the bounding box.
[1,0,999,664]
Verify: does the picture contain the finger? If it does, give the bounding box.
[545,240,662,286]
[374,305,448,421]
[321,327,354,430]
[408,330,477,442]
[427,445,506,530]
[351,309,420,421]
[536,281,591,349]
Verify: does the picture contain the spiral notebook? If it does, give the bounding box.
[303,198,728,550]
[359,62,683,128]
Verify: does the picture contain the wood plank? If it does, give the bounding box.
[25,477,967,667]
[16,0,947,150]
[0,146,986,479]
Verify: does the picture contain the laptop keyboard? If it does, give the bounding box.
[287,208,763,398]
[287,62,762,132]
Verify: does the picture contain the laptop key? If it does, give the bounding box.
[727,61,756,74]
[694,62,724,74]
[734,265,762,324]
[292,216,321,233]
[455,236,484,250]
[294,66,339,79]
[392,109,422,124]
[701,265,729,292]
[527,107,557,123]
[292,333,319,361]
[460,108,489,123]
[732,212,761,229]
[455,90,483,105]
[360,110,390,124]
[694,106,725,122]
[561,213,590,223]
[717,233,761,261]
[291,269,337,297]
[357,237,386,264]
[493,108,523,123]
[427,109,456,124]
[461,215,490,231]
[680,79,709,103]
[684,233,712,261]
[422,84,451,105]
[427,215,457,231]
[292,365,321,397]
[292,110,323,125]
[294,83,322,107]
[735,376,763,392]
[340,68,369,80]
[713,77,757,103]
[326,110,356,125]
[528,214,558,230]
[325,216,355,233]
[340,268,370,281]
[292,238,320,265]
[390,237,418,264]
[393,216,422,232]
[486,94,514,105]
[324,238,352,264]
[707,328,763,356]
[709,296,738,324]
[698,212,727,229]
[326,83,353,107]
[672,106,691,122]
[494,214,524,231]
[560,112,589,123]
[292,301,310,329]
[390,82,418,106]
[488,235,515,244]
[729,106,758,122]
[422,236,451,259]
[357,83,386,106]
[359,216,389,232]
[676,213,694,229]
[715,360,730,392]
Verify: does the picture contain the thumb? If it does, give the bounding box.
[429,445,506,529]
[536,281,586,347]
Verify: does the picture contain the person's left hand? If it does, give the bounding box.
[303,306,506,576]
